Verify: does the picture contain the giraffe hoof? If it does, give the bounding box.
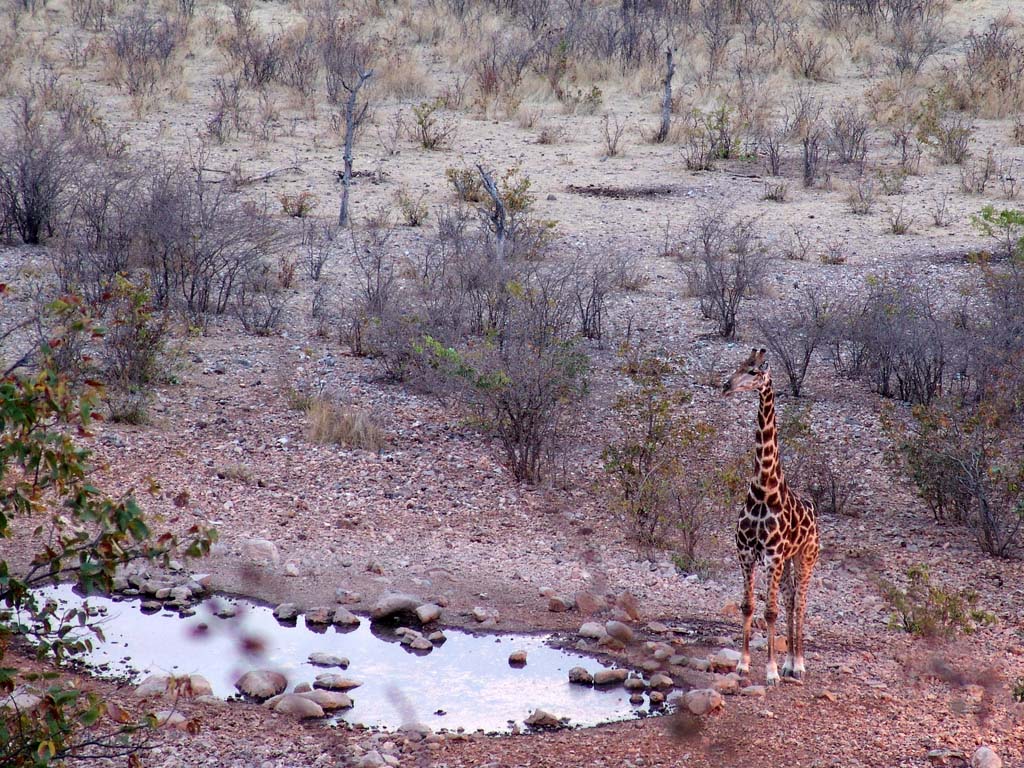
[765,670,780,687]
[736,662,750,675]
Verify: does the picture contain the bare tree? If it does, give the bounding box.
[655,48,675,143]
[477,164,507,262]
[321,21,375,227]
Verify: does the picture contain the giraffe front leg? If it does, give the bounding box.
[764,559,784,686]
[737,558,756,675]
[781,559,797,678]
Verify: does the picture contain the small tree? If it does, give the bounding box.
[683,212,768,339]
[971,205,1024,261]
[0,294,215,766]
[0,95,78,244]
[757,287,834,397]
[654,48,675,143]
[603,350,715,560]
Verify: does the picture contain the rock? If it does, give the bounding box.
[406,635,434,651]
[605,620,634,644]
[187,674,213,697]
[652,646,673,661]
[647,621,669,633]
[370,593,422,622]
[0,689,42,713]
[818,690,837,702]
[624,676,646,691]
[428,630,447,643]
[294,682,312,693]
[568,667,594,685]
[154,710,189,730]
[308,652,349,668]
[155,587,171,600]
[358,750,386,768]
[213,603,237,619]
[299,689,353,710]
[640,659,662,673]
[471,606,498,623]
[649,673,674,690]
[971,747,1002,768]
[269,693,325,718]
[313,674,362,691]
[578,622,607,640]
[140,600,161,613]
[548,595,575,612]
[629,693,645,705]
[524,709,560,728]
[680,689,724,716]
[593,669,629,686]
[273,603,299,622]
[399,721,433,737]
[741,685,767,697]
[688,657,711,672]
[134,674,170,698]
[508,650,527,666]
[333,607,361,627]
[242,538,280,567]
[305,607,334,625]
[335,589,362,604]
[574,590,603,614]
[650,690,666,705]
[711,648,742,671]
[235,670,287,700]
[169,586,192,603]
[284,562,300,577]
[927,749,967,765]
[712,674,740,695]
[415,603,442,624]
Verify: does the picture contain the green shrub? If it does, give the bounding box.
[882,565,995,638]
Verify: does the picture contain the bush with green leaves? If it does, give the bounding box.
[602,348,717,561]
[0,294,215,767]
[419,278,588,483]
[881,565,994,638]
[971,205,1024,261]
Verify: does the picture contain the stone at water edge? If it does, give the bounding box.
[568,667,594,685]
[415,603,442,624]
[593,669,629,686]
[649,672,674,690]
[605,620,634,644]
[335,589,362,604]
[313,674,362,691]
[508,650,527,666]
[333,607,361,626]
[970,747,1002,768]
[269,693,325,718]
[624,676,646,691]
[370,593,422,622]
[578,622,606,640]
[235,670,287,700]
[299,689,353,710]
[273,603,299,622]
[308,652,349,668]
[471,606,498,623]
[524,709,560,728]
[305,607,334,625]
[678,689,724,716]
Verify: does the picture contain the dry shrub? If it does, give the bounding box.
[306,397,387,452]
[373,51,429,100]
[944,17,1024,119]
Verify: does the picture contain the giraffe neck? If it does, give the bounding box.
[754,376,785,493]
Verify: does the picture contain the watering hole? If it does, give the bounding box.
[38,585,649,733]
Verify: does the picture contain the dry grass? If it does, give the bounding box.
[306,397,387,452]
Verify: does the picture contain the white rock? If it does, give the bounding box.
[593,669,629,686]
[235,670,287,700]
[134,674,170,698]
[578,622,607,640]
[269,693,325,718]
[524,708,560,728]
[710,648,742,671]
[415,603,442,624]
[680,689,724,716]
[370,593,422,621]
[971,747,1002,768]
[299,689,353,710]
[313,674,362,691]
[241,538,280,567]
[308,652,349,668]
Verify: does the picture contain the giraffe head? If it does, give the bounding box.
[722,348,769,396]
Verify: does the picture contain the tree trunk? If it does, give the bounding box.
[338,69,373,227]
[477,164,506,262]
[656,48,675,143]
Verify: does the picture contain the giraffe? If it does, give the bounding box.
[722,348,819,686]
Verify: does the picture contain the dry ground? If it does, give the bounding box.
[2,0,1024,766]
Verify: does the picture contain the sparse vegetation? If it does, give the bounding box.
[306,397,387,452]
[882,565,993,638]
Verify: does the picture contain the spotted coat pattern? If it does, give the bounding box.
[724,349,819,684]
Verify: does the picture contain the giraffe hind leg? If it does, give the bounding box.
[764,558,785,686]
[790,551,817,679]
